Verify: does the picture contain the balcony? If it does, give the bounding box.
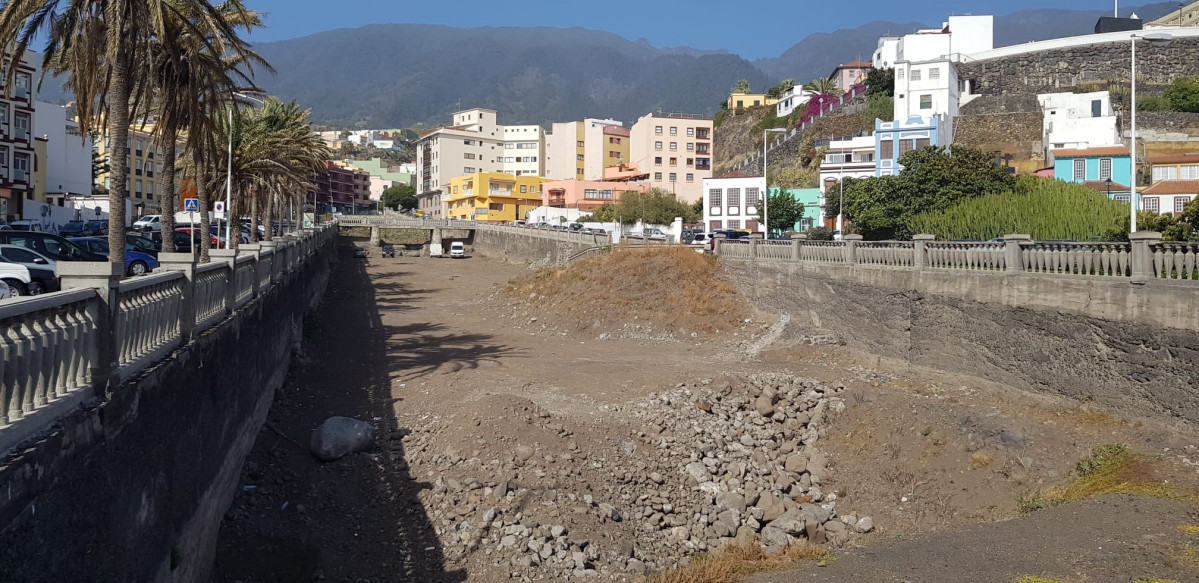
[13,169,27,182]
[548,195,566,208]
[13,127,27,140]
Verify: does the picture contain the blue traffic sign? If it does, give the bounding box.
[184,198,199,212]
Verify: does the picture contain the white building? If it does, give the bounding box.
[776,86,815,117]
[893,59,963,144]
[544,118,625,181]
[872,36,900,69]
[1037,91,1118,159]
[629,112,714,203]
[702,171,766,233]
[33,101,93,205]
[501,124,546,177]
[819,135,876,219]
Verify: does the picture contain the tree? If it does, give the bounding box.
[0,0,260,267]
[767,78,796,99]
[1164,76,1199,113]
[758,189,805,234]
[838,146,1016,240]
[733,79,751,94]
[691,198,704,218]
[865,67,894,97]
[803,78,838,95]
[587,188,699,225]
[382,183,417,210]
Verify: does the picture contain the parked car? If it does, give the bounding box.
[132,214,161,232]
[352,246,367,259]
[381,244,395,258]
[68,237,159,276]
[59,220,88,237]
[0,279,11,300]
[568,223,584,232]
[0,244,59,293]
[592,228,608,235]
[450,241,465,259]
[125,234,161,257]
[690,232,710,247]
[0,231,105,262]
[8,220,42,232]
[84,220,108,236]
[0,261,34,296]
[176,227,222,249]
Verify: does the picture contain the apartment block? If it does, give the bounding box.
[34,101,93,207]
[629,112,713,204]
[0,51,37,221]
[308,160,372,213]
[545,118,626,181]
[445,171,545,222]
[501,124,545,177]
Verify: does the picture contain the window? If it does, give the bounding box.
[669,158,677,166]
[464,167,476,173]
[1099,158,1112,180]
[655,141,663,150]
[520,185,527,193]
[655,126,663,135]
[709,188,722,212]
[710,220,723,231]
[919,95,932,109]
[576,154,584,161]
[669,142,677,151]
[608,136,621,144]
[1184,165,1199,180]
[464,153,476,159]
[727,188,740,210]
[696,129,709,140]
[897,69,904,80]
[686,143,694,151]
[1154,166,1179,181]
[696,158,710,170]
[463,139,475,146]
[609,151,621,158]
[1073,159,1085,181]
[654,156,662,166]
[727,220,740,229]
[899,140,913,156]
[0,103,7,127]
[1113,193,1131,203]
[911,68,921,81]
[1144,196,1159,213]
[928,67,940,80]
[914,138,930,150]
[687,128,695,136]
[880,140,894,160]
[13,112,29,139]
[669,173,677,182]
[745,187,760,207]
[1176,196,1192,214]
[13,153,28,181]
[504,143,514,149]
[577,141,585,147]
[669,127,677,135]
[686,173,694,182]
[686,158,694,166]
[489,203,504,211]
[654,172,662,180]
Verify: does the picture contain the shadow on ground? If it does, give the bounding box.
[213,240,467,582]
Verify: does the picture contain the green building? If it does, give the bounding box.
[769,187,822,232]
[352,157,415,187]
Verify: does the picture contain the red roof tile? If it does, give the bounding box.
[1079,180,1130,192]
[1051,146,1130,158]
[1146,153,1199,165]
[1142,180,1199,195]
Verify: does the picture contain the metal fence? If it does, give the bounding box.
[0,223,338,456]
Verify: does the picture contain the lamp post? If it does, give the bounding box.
[1129,32,1173,233]
[763,128,786,237]
[1106,177,1113,201]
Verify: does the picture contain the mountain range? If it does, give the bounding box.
[46,3,1176,128]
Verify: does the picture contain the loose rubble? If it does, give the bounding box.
[393,374,872,580]
[310,416,376,462]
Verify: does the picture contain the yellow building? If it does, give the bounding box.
[92,121,170,214]
[445,172,546,222]
[726,92,778,110]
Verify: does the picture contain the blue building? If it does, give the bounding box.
[875,115,942,177]
[1050,146,1132,200]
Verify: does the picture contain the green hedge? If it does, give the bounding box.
[908,177,1128,241]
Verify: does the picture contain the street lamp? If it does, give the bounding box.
[1129,31,1173,233]
[1106,177,1113,201]
[763,128,787,237]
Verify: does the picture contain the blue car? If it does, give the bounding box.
[68,237,159,276]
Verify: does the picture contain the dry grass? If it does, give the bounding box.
[505,247,750,335]
[1013,577,1065,583]
[1134,579,1182,583]
[971,452,993,469]
[644,537,829,583]
[1018,444,1199,513]
[1180,525,1199,536]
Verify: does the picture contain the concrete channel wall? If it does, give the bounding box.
[0,227,337,582]
[723,257,1199,427]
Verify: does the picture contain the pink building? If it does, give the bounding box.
[541,164,651,210]
[829,60,871,90]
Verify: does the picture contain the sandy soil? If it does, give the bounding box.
[214,242,1199,583]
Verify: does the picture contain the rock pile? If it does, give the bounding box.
[400,374,872,580]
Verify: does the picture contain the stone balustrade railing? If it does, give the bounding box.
[0,223,339,456]
[715,231,1198,285]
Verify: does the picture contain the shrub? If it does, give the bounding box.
[1165,76,1199,113]
[1138,95,1171,112]
[807,227,834,240]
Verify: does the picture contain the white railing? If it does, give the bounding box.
[0,223,339,456]
[0,290,98,429]
[1021,241,1129,277]
[720,240,753,259]
[1150,242,1199,281]
[799,240,847,262]
[857,241,914,267]
[757,240,792,260]
[234,255,256,307]
[194,262,230,331]
[115,272,185,376]
[926,241,1006,271]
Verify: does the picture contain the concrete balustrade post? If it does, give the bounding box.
[1130,231,1162,284]
[241,243,262,297]
[912,234,935,270]
[790,233,806,261]
[844,234,862,264]
[1003,234,1032,273]
[158,252,198,341]
[57,262,124,391]
[748,232,762,259]
[713,233,727,256]
[261,241,279,284]
[209,249,238,314]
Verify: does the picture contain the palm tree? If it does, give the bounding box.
[803,77,839,95]
[0,0,259,267]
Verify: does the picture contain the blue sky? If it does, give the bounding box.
[245,0,1133,58]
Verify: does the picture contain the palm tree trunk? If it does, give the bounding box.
[196,150,212,262]
[160,130,178,253]
[262,188,274,242]
[248,184,258,244]
[105,3,130,268]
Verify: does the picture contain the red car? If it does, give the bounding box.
[174,227,224,249]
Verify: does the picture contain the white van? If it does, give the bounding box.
[449,241,465,259]
[133,214,161,231]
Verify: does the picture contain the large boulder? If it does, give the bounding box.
[310,416,376,462]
